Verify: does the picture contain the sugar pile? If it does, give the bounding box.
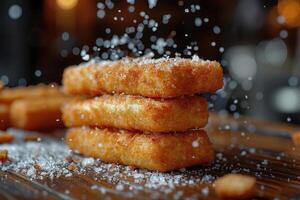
[0,130,73,180]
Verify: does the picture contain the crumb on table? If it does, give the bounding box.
[67,162,77,171]
[0,150,8,162]
[214,174,256,199]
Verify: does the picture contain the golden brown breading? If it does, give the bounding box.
[0,104,10,130]
[292,132,300,146]
[9,96,73,131]
[0,81,4,91]
[0,84,63,104]
[65,127,214,172]
[0,132,14,144]
[63,57,223,98]
[62,95,208,132]
[214,174,256,199]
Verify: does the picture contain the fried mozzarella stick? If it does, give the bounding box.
[62,95,208,132]
[66,127,214,172]
[0,84,62,104]
[0,104,9,130]
[0,81,4,91]
[63,56,223,98]
[10,96,73,130]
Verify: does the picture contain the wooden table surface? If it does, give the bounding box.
[1,113,300,200]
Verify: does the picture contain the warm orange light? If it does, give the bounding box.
[56,0,78,10]
[278,0,300,27]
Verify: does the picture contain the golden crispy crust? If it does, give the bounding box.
[0,81,4,91]
[214,174,256,199]
[65,127,214,172]
[0,104,10,130]
[0,132,14,144]
[292,132,300,146]
[62,95,208,132]
[0,84,63,104]
[63,57,223,98]
[9,96,73,131]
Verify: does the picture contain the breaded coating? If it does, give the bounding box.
[0,104,10,130]
[292,132,300,146]
[214,174,256,199]
[63,57,223,98]
[0,84,63,104]
[62,95,208,132]
[65,127,214,172]
[0,132,14,144]
[9,96,73,131]
[0,81,4,91]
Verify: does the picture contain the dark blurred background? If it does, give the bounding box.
[1,0,300,124]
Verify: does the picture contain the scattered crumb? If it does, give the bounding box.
[67,163,77,171]
[214,174,256,199]
[65,155,81,164]
[0,149,8,162]
[0,133,14,144]
[34,163,42,172]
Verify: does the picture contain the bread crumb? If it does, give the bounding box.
[65,155,81,164]
[0,150,8,162]
[214,174,256,199]
[67,163,77,171]
[34,163,42,172]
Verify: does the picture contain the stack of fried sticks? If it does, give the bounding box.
[62,56,223,172]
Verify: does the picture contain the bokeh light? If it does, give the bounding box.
[8,4,22,20]
[278,0,300,27]
[56,0,78,10]
[272,87,300,113]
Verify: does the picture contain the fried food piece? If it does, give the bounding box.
[0,81,4,91]
[292,132,300,146]
[0,104,9,130]
[63,57,223,98]
[0,84,62,104]
[0,150,8,162]
[65,127,214,172]
[214,174,256,199]
[62,95,208,132]
[0,132,14,144]
[9,96,73,131]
